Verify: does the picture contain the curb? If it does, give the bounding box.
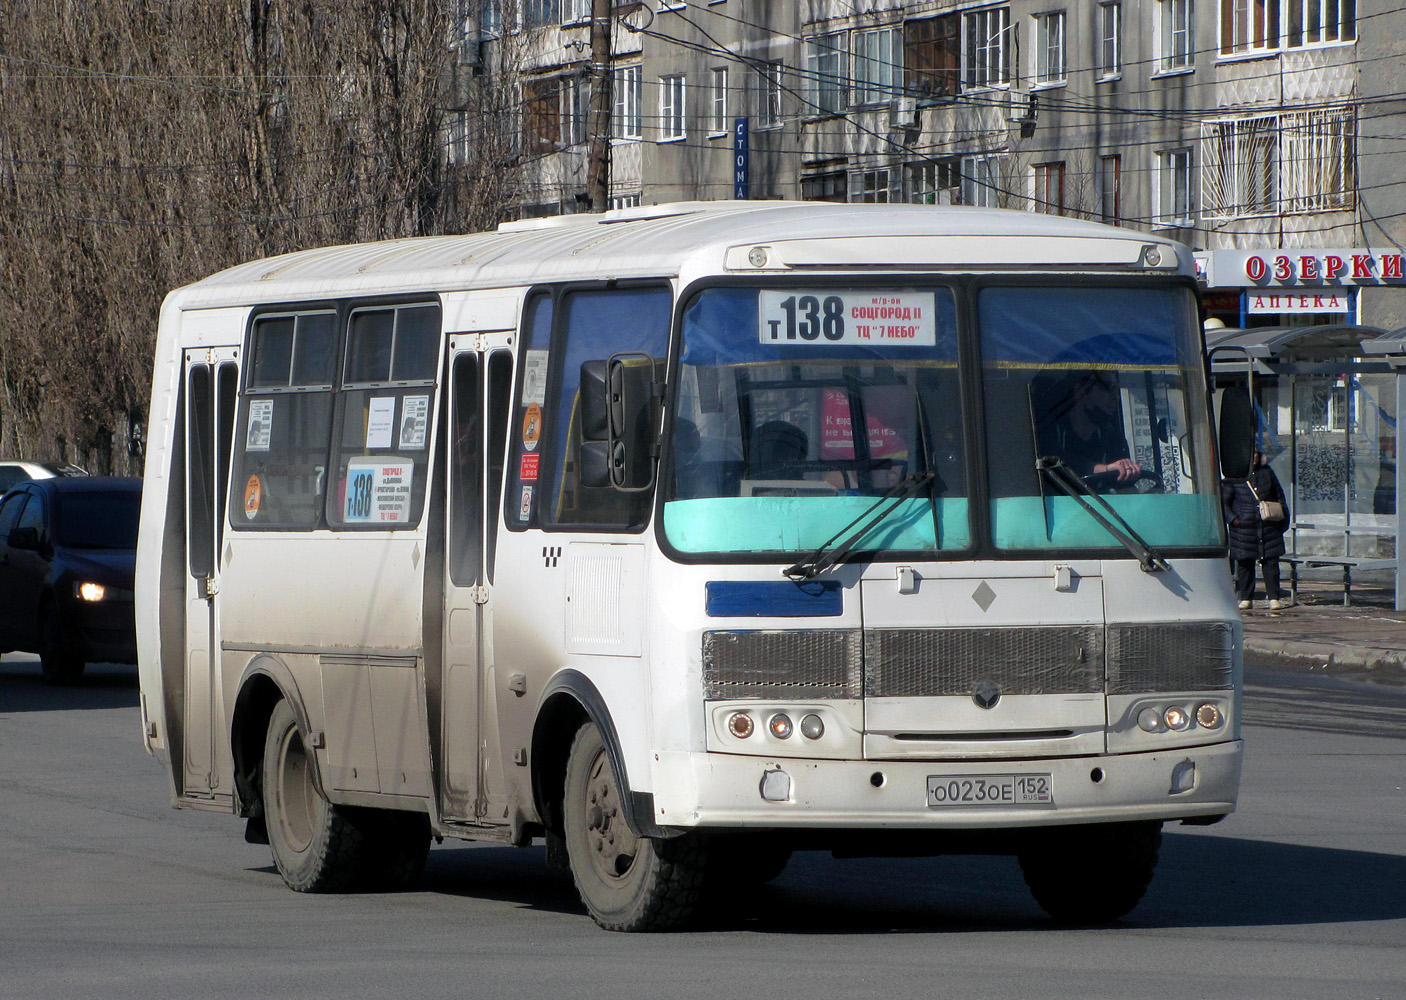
[1244,635,1406,675]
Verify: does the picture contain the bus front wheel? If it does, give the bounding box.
[1018,820,1162,922]
[562,721,705,931]
[262,699,365,892]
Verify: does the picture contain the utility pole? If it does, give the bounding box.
[585,0,612,211]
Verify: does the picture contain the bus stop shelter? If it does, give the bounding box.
[1206,323,1406,609]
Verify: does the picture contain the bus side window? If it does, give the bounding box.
[545,286,671,529]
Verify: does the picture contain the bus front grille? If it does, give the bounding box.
[1106,621,1236,693]
[702,629,863,700]
[864,626,1105,698]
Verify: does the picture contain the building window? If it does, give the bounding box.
[962,154,1006,207]
[609,193,642,210]
[850,167,898,203]
[524,77,561,154]
[805,31,847,115]
[564,77,586,147]
[1159,0,1194,70]
[1281,107,1356,213]
[1033,11,1066,85]
[964,6,1011,88]
[1286,0,1356,46]
[904,14,960,99]
[562,0,590,24]
[613,65,642,140]
[801,169,848,202]
[756,61,784,128]
[658,74,686,142]
[1157,148,1194,226]
[1099,154,1121,224]
[1033,161,1065,214]
[1202,116,1277,218]
[853,27,899,105]
[1221,0,1354,54]
[1098,2,1122,78]
[709,67,729,134]
[908,159,962,204]
[523,0,560,28]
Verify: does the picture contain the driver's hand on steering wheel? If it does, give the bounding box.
[1094,457,1142,483]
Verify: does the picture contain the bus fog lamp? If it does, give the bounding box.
[727,712,755,739]
[1164,706,1190,731]
[1196,703,1222,729]
[799,714,825,740]
[1137,707,1162,732]
[768,714,793,739]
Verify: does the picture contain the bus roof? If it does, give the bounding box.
[166,202,1189,310]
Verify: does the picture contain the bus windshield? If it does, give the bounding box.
[663,282,1223,558]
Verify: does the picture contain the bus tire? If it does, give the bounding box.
[39,603,85,686]
[1018,820,1162,922]
[562,721,705,932]
[262,699,366,893]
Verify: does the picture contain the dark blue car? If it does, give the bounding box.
[0,477,141,684]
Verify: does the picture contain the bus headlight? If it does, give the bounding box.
[77,582,106,602]
[768,714,794,739]
[799,714,825,740]
[1196,703,1223,729]
[1137,707,1162,733]
[727,712,755,739]
[1164,706,1191,731]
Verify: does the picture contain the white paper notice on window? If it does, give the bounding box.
[366,396,396,449]
[344,458,414,523]
[399,394,430,449]
[246,399,273,452]
[521,350,550,406]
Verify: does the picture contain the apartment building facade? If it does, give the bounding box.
[453,0,1406,329]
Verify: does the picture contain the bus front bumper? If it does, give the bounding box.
[647,740,1242,831]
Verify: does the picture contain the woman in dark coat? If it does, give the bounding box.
[1222,452,1290,609]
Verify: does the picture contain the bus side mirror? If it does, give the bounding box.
[1218,385,1254,480]
[607,356,660,490]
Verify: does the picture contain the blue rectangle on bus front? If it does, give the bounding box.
[705,580,843,618]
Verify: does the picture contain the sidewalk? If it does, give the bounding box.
[1239,574,1406,684]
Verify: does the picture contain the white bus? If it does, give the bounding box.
[136,202,1246,931]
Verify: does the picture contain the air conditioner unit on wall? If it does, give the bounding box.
[891,96,918,129]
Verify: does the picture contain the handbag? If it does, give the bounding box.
[1247,477,1286,522]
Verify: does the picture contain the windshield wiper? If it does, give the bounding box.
[783,471,936,581]
[1035,456,1169,573]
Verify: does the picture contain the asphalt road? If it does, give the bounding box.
[1,653,1402,1000]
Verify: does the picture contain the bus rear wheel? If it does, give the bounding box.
[1018,820,1162,922]
[562,721,705,931]
[262,699,366,892]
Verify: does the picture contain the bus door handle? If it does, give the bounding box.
[195,574,218,600]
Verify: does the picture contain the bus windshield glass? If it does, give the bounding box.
[665,285,969,555]
[664,282,1222,558]
[978,284,1222,552]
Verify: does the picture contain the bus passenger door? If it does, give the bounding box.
[182,350,239,799]
[440,337,514,824]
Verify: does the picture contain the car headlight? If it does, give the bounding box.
[77,582,106,602]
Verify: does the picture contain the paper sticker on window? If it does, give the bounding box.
[518,484,534,519]
[520,452,540,482]
[344,458,414,523]
[246,399,274,452]
[758,290,937,346]
[522,403,542,452]
[399,394,429,449]
[366,396,396,449]
[521,350,550,406]
[243,475,263,520]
